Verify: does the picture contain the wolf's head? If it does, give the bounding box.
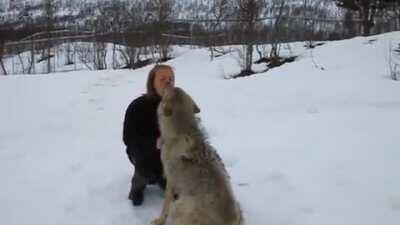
[159,87,200,117]
[157,87,201,139]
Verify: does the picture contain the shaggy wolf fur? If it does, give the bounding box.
[152,87,242,225]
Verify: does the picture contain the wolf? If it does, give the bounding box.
[152,87,242,225]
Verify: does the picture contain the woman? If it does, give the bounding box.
[123,64,175,206]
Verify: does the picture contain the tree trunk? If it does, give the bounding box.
[398,11,400,30]
[245,18,254,73]
[362,20,371,36]
[112,43,117,69]
[28,39,35,74]
[66,43,73,65]
[47,43,51,73]
[0,41,6,75]
[361,0,374,36]
[0,59,6,75]
[245,43,253,72]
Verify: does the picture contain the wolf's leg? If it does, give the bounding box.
[151,182,174,225]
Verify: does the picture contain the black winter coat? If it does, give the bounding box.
[123,95,163,181]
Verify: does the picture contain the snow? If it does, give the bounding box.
[1,31,400,225]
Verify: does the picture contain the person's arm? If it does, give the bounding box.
[123,100,140,147]
[123,98,149,154]
[123,97,158,173]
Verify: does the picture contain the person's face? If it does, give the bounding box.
[153,68,175,96]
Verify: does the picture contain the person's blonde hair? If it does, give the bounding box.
[146,64,174,98]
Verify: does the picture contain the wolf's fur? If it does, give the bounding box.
[152,87,242,225]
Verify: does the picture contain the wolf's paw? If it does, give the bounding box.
[151,218,165,225]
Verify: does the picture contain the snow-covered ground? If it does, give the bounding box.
[1,32,400,225]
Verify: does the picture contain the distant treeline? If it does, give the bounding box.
[1,0,399,75]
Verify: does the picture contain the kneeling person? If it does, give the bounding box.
[122,65,175,206]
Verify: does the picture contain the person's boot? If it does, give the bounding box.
[129,171,147,206]
[129,188,144,206]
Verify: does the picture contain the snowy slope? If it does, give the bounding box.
[1,32,400,225]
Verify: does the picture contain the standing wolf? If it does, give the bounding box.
[153,87,242,225]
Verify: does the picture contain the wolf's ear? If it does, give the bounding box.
[193,103,200,114]
[188,95,200,114]
[163,102,173,116]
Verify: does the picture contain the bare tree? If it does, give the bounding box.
[208,0,233,61]
[64,1,76,65]
[389,42,400,81]
[343,9,357,37]
[27,38,36,74]
[76,43,94,70]
[146,0,176,61]
[88,2,111,70]
[269,0,286,64]
[93,41,107,70]
[380,0,400,31]
[17,51,28,74]
[118,1,151,68]
[236,0,264,74]
[43,0,56,73]
[0,39,7,75]
[336,0,395,36]
[302,0,326,47]
[118,45,139,68]
[101,0,130,69]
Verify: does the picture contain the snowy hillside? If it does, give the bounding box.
[1,32,400,225]
[0,0,339,26]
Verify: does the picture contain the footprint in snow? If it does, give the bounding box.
[64,200,78,213]
[307,106,319,114]
[264,171,286,183]
[388,196,400,212]
[263,171,295,191]
[92,83,105,87]
[299,207,315,215]
[88,98,98,103]
[69,162,83,172]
